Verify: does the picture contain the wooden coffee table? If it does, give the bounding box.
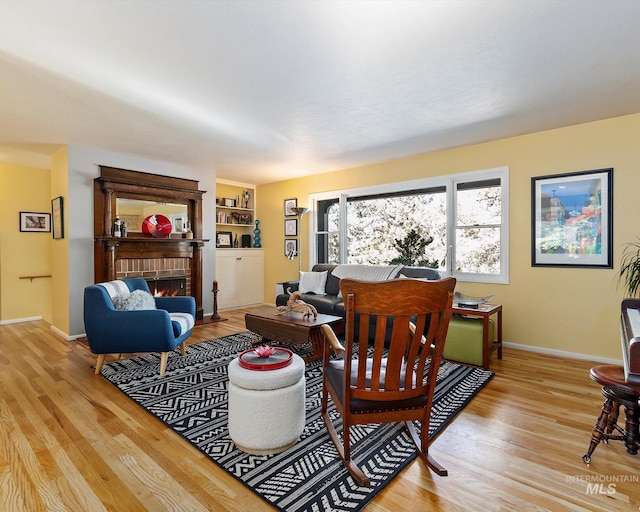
[245,309,343,363]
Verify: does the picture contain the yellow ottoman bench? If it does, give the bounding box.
[444,316,496,367]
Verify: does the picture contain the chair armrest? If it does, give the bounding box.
[279,281,299,293]
[321,324,345,358]
[154,296,196,316]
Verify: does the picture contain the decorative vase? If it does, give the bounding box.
[253,220,262,248]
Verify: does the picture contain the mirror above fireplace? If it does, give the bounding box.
[116,198,188,234]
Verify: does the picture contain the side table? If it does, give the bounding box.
[450,303,502,370]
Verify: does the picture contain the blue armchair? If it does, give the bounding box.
[83,278,196,375]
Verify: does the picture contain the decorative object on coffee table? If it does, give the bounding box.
[276,289,318,319]
[238,346,293,370]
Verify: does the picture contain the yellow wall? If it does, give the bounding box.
[257,113,640,361]
[0,163,52,322]
[50,147,69,333]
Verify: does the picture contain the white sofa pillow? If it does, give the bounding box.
[113,289,156,310]
[298,271,328,295]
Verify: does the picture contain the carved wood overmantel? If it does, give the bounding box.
[94,166,208,319]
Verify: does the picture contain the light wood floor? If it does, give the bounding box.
[1,307,639,511]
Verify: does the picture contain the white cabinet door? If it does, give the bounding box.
[215,251,239,310]
[237,251,264,306]
[215,249,264,309]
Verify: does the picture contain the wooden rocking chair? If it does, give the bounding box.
[320,276,456,486]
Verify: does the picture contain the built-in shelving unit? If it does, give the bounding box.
[215,179,263,308]
[216,179,257,248]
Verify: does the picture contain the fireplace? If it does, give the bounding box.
[94,166,208,319]
[144,275,187,297]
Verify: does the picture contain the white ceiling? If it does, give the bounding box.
[1,1,640,185]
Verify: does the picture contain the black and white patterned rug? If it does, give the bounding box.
[100,332,494,512]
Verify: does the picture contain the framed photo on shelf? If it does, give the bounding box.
[170,213,187,233]
[531,168,613,268]
[284,218,298,236]
[19,211,51,233]
[284,198,297,216]
[216,231,233,248]
[284,239,297,257]
[51,196,64,239]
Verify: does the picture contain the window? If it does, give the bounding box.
[311,167,509,284]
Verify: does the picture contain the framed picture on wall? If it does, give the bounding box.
[531,168,613,268]
[284,198,297,216]
[51,196,64,239]
[19,211,51,233]
[284,239,297,257]
[284,218,298,236]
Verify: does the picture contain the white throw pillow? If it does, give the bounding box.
[298,271,328,295]
[113,289,157,310]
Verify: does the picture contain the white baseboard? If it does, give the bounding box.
[50,324,85,341]
[0,316,42,325]
[503,341,622,365]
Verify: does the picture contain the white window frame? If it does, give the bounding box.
[308,166,509,284]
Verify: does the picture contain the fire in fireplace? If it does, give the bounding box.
[144,275,187,297]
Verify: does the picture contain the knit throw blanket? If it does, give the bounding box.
[331,264,403,281]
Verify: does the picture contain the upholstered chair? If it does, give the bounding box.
[83,278,195,375]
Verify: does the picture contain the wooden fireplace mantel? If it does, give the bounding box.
[94,166,208,319]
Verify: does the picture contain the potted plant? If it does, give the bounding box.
[619,240,640,297]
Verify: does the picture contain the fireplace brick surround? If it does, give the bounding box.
[116,257,192,296]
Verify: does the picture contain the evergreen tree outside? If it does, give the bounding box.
[389,228,439,267]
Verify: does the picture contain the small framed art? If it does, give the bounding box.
[170,213,188,233]
[284,198,297,216]
[216,231,233,248]
[285,239,297,257]
[20,212,51,233]
[284,218,298,236]
[52,196,64,239]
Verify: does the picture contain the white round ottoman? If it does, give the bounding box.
[228,353,305,454]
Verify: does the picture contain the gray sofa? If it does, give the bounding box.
[275,263,442,318]
[276,263,497,368]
